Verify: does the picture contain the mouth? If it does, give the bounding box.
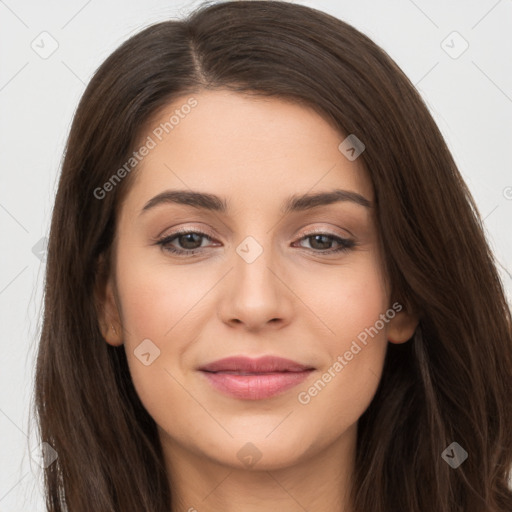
[198,355,315,400]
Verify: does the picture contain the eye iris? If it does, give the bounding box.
[179,233,203,249]
[309,234,332,250]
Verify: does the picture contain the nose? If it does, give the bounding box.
[217,237,293,332]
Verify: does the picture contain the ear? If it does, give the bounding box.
[386,306,419,344]
[94,252,123,347]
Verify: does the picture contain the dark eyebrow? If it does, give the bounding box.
[141,190,228,214]
[282,189,372,213]
[140,188,372,216]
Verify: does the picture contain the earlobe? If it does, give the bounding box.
[94,254,123,347]
[387,310,419,344]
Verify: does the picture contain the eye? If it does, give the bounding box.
[155,229,216,256]
[154,228,356,257]
[293,232,355,254]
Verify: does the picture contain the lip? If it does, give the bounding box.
[199,356,315,400]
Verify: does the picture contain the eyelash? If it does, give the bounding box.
[154,228,356,257]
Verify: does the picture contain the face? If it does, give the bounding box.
[97,89,417,472]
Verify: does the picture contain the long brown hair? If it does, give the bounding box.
[34,1,512,510]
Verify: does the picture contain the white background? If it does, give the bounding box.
[0,0,511,509]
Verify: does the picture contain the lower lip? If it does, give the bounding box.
[200,370,314,400]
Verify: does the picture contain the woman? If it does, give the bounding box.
[34,1,512,510]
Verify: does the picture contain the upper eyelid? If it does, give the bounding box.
[159,226,352,240]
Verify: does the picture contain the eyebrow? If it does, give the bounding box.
[140,188,372,216]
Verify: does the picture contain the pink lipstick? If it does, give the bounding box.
[198,355,315,400]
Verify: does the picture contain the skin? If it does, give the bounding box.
[96,89,418,512]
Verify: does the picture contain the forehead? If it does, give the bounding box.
[123,89,373,216]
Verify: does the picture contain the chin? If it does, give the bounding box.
[203,431,317,471]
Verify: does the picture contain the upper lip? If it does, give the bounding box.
[199,356,314,373]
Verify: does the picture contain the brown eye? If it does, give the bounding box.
[295,233,355,254]
[156,230,216,256]
[174,233,204,250]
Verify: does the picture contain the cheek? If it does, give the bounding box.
[116,252,213,342]
[113,249,221,413]
[291,256,389,417]
[294,254,389,347]
[112,253,172,375]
